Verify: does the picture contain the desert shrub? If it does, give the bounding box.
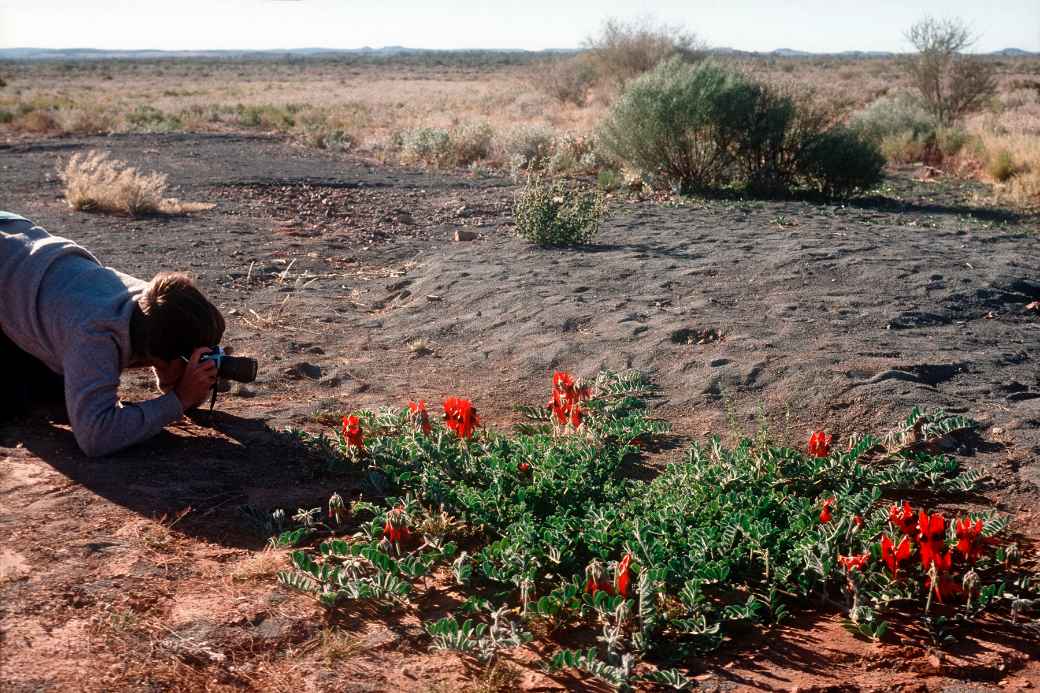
[584,16,702,88]
[798,126,886,196]
[499,124,556,167]
[236,104,295,131]
[880,130,930,163]
[598,58,742,193]
[398,123,493,168]
[903,17,998,126]
[597,168,623,191]
[987,149,1017,182]
[126,105,182,132]
[935,126,971,158]
[600,58,882,196]
[58,106,117,135]
[544,133,600,175]
[13,108,59,134]
[58,149,213,216]
[449,122,494,166]
[513,176,605,246]
[851,92,936,146]
[398,127,452,166]
[0,109,13,124]
[535,54,598,106]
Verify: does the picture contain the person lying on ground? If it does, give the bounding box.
[0,211,224,457]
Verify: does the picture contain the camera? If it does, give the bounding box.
[200,346,258,383]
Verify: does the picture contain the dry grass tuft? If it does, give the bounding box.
[58,149,214,216]
[229,550,287,582]
[471,660,521,693]
[319,628,364,665]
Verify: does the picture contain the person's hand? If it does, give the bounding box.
[174,347,218,411]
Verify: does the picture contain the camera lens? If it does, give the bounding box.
[218,356,258,383]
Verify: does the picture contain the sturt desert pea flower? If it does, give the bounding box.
[407,400,432,435]
[342,415,364,451]
[924,549,962,604]
[888,501,918,537]
[819,497,836,523]
[955,517,987,564]
[328,492,348,524]
[838,552,870,573]
[443,397,479,439]
[918,511,948,570]
[615,554,633,598]
[807,430,832,458]
[383,507,411,545]
[550,371,591,428]
[584,559,614,596]
[880,534,913,579]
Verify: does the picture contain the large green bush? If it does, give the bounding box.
[799,127,887,196]
[598,59,742,193]
[599,58,884,197]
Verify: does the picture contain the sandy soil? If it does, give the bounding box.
[1,133,1038,691]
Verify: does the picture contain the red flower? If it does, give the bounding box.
[924,550,962,603]
[955,517,987,563]
[550,371,591,429]
[807,431,832,458]
[880,534,913,578]
[584,559,614,596]
[443,397,479,439]
[888,501,918,537]
[383,507,411,545]
[918,511,947,569]
[518,461,531,474]
[853,515,864,528]
[819,497,835,523]
[342,415,364,451]
[615,554,633,598]
[838,552,870,573]
[407,400,432,435]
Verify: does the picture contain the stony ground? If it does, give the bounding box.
[1,133,1038,691]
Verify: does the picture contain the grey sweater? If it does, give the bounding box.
[0,212,183,456]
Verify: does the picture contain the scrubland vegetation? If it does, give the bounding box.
[3,17,1038,206]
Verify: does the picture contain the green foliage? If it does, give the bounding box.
[988,149,1017,182]
[276,372,1037,684]
[799,126,886,197]
[397,122,494,168]
[599,58,882,197]
[125,105,182,132]
[513,175,605,247]
[851,92,937,147]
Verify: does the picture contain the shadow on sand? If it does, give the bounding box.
[9,409,352,550]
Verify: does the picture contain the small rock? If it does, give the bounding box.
[233,384,256,398]
[227,308,239,316]
[453,229,478,242]
[306,346,325,355]
[709,358,731,367]
[284,362,322,380]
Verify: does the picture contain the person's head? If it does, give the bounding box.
[131,272,225,386]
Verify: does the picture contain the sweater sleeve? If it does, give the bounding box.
[62,332,184,457]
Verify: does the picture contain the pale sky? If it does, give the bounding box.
[1,1,1037,53]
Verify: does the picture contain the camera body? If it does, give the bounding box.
[200,346,258,383]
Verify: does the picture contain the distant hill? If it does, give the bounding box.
[0,45,1035,61]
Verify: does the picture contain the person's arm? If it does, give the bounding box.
[63,333,183,457]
